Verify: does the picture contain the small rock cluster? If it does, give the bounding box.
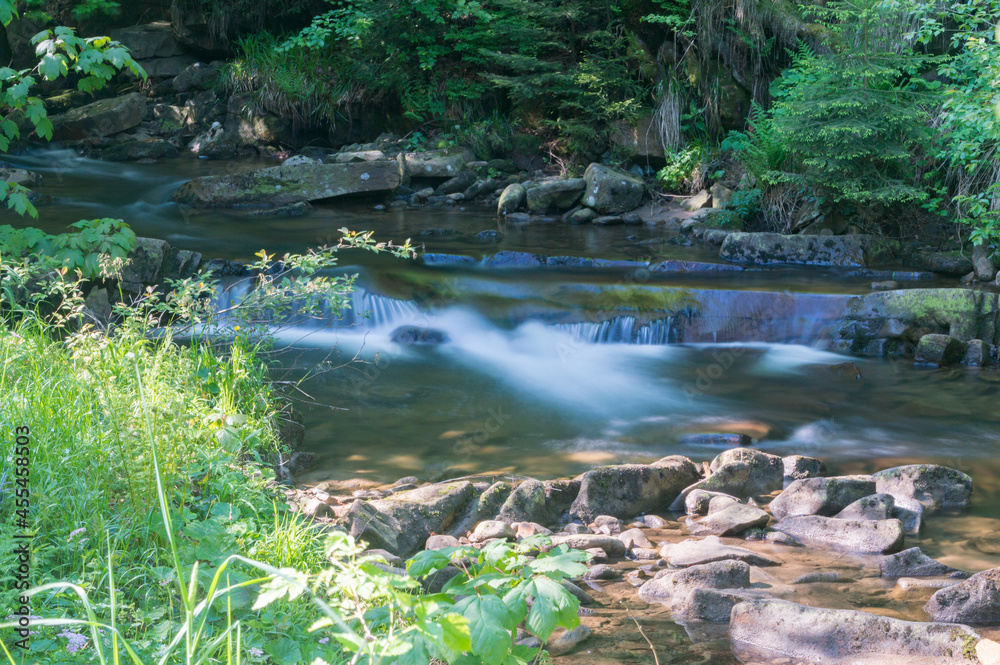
[288,446,1000,663]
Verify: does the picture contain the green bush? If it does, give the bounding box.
[656,145,702,191]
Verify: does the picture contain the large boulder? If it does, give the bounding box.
[225,93,293,146]
[719,232,899,268]
[730,599,981,665]
[401,150,467,179]
[51,93,146,140]
[925,568,1000,623]
[497,183,527,216]
[448,481,512,536]
[769,475,876,520]
[772,515,904,554]
[873,465,972,513]
[834,493,895,521]
[639,560,750,600]
[570,457,699,522]
[173,61,223,93]
[171,161,401,207]
[363,481,476,558]
[689,503,770,536]
[120,238,172,289]
[497,479,548,524]
[581,163,645,214]
[525,178,586,213]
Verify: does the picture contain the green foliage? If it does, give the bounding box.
[25,0,121,22]
[763,1,935,208]
[656,145,702,191]
[0,218,136,279]
[727,187,763,220]
[721,103,788,187]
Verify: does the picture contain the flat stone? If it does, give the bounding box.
[660,535,779,567]
[690,503,770,536]
[772,516,904,554]
[638,559,750,601]
[792,571,843,584]
[835,493,895,520]
[730,599,981,665]
[51,93,145,140]
[720,232,899,268]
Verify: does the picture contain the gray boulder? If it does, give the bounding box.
[925,567,1000,623]
[685,489,739,515]
[401,150,467,178]
[547,533,626,558]
[51,93,145,140]
[525,178,585,213]
[835,493,895,521]
[497,183,527,216]
[110,22,183,60]
[638,560,751,602]
[730,599,981,665]
[120,238,172,289]
[173,61,222,93]
[772,515,904,554]
[719,232,899,268]
[571,457,699,522]
[915,334,967,365]
[671,449,783,510]
[873,464,972,513]
[581,163,645,214]
[365,481,476,557]
[497,479,548,524]
[690,503,770,537]
[660,535,779,567]
[171,161,401,207]
[448,481,512,536]
[880,547,963,579]
[769,475,876,520]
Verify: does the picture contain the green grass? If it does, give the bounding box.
[0,320,331,664]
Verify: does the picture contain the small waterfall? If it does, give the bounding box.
[636,317,673,345]
[348,289,421,328]
[553,317,676,345]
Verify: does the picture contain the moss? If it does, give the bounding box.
[593,286,701,313]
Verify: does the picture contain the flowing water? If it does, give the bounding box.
[7,147,1000,663]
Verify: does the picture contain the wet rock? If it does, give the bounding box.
[339,500,404,554]
[690,503,770,536]
[772,516,904,554]
[571,458,699,522]
[497,183,526,216]
[390,326,449,345]
[973,243,997,281]
[915,251,974,277]
[0,166,40,188]
[449,481,512,536]
[245,201,313,218]
[561,579,594,604]
[685,489,740,515]
[707,495,739,515]
[546,625,591,656]
[963,339,991,366]
[172,161,401,207]
[873,464,972,513]
[51,93,145,140]
[470,520,515,543]
[473,229,503,243]
[548,533,627,557]
[678,588,754,621]
[592,214,624,225]
[497,479,548,524]
[671,449,783,510]
[782,455,826,481]
[892,496,924,535]
[173,61,223,93]
[680,433,752,447]
[660,535,779,567]
[915,334,967,365]
[880,547,963,579]
[542,478,580,522]
[584,563,620,580]
[581,163,645,214]
[792,571,843,584]
[525,178,585,213]
[730,599,981,665]
[364,481,476,557]
[765,530,801,546]
[435,171,477,196]
[564,207,597,224]
[101,138,176,161]
[835,493,895,521]
[925,567,1000,623]
[463,177,498,200]
[769,475,877,519]
[642,514,670,529]
[720,232,899,267]
[618,528,653,550]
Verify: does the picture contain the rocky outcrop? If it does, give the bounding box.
[525,178,586,214]
[171,161,401,207]
[720,232,899,267]
[51,93,146,140]
[730,600,981,665]
[571,457,699,522]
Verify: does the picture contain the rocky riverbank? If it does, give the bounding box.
[280,447,1000,664]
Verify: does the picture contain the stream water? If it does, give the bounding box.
[7,147,1000,663]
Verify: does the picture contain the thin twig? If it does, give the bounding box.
[626,608,660,665]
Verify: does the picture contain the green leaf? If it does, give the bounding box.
[406,549,451,578]
[265,637,302,665]
[455,595,513,663]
